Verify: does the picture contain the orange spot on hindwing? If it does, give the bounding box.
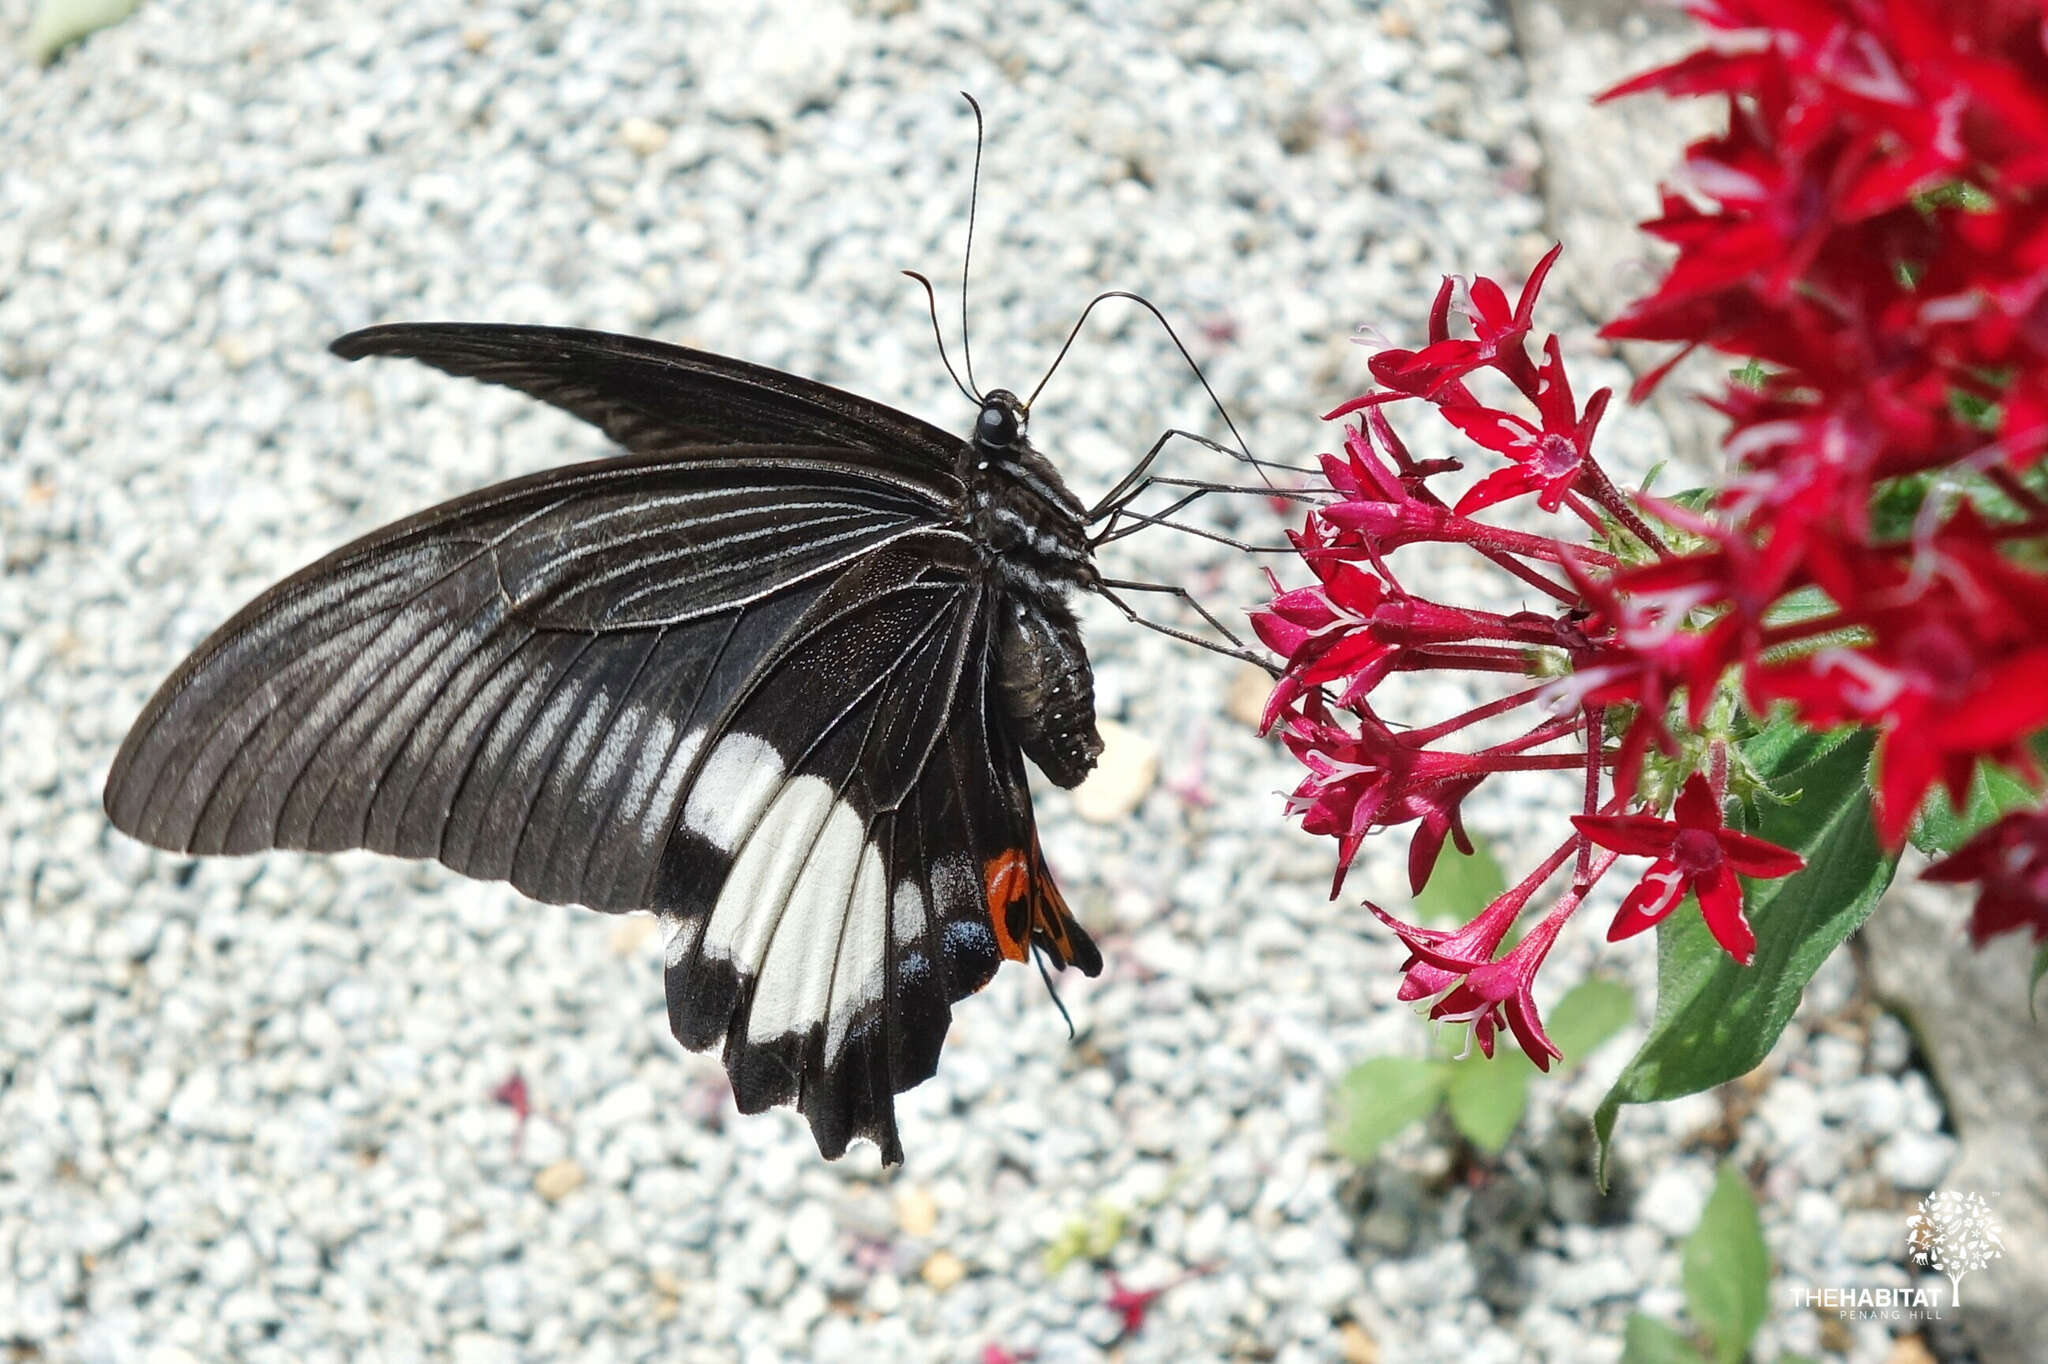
[982,849,1032,962]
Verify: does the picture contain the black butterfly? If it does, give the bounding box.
[102,315,1142,1163]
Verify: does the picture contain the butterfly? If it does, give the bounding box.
[101,313,1141,1163]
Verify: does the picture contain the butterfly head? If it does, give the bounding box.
[973,389,1027,454]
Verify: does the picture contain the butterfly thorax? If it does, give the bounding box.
[959,391,1094,595]
[960,389,1104,790]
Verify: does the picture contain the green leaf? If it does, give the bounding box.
[1948,388,2003,432]
[1728,359,1768,392]
[1683,1163,1770,1364]
[1596,729,1895,1180]
[1329,1057,1449,1163]
[1411,833,1507,925]
[1621,1313,1713,1364]
[1651,486,1718,514]
[1757,585,1838,631]
[1546,977,1637,1060]
[1434,979,1634,1153]
[1912,179,1995,213]
[2032,946,2048,1024]
[1445,1058,1530,1153]
[1727,713,1857,791]
[28,0,142,63]
[1041,1200,1129,1274]
[1867,471,1939,542]
[1909,759,2041,857]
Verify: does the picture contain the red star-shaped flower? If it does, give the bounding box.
[1447,335,1613,516]
[1924,808,2048,946]
[1573,774,1805,964]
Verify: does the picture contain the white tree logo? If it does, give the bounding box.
[1906,1191,2004,1306]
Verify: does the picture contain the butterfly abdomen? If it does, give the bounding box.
[995,592,1102,789]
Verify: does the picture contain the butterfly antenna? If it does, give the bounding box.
[1033,945,1077,1040]
[903,270,979,405]
[1028,290,1271,491]
[958,91,986,401]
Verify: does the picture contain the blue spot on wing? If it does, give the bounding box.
[941,918,1000,997]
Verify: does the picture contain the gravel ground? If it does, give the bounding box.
[1,2,1976,1361]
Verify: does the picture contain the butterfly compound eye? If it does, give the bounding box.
[976,393,1023,450]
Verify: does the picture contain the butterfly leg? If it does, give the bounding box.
[1140,475,1327,502]
[1090,449,1320,554]
[1090,484,1208,550]
[1094,581,1279,674]
[1088,428,1324,529]
[1097,575,1253,652]
[1092,504,1298,554]
[1085,427,1228,525]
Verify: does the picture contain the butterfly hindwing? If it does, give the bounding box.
[652,545,1100,1160]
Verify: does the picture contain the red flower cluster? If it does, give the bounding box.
[1603,0,2048,923]
[1255,249,1805,1067]
[1255,0,2048,1065]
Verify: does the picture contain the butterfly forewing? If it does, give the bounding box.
[330,323,966,469]
[106,451,953,865]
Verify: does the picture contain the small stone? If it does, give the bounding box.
[784,1200,835,1267]
[608,914,658,956]
[11,720,60,793]
[919,1249,966,1292]
[1792,1189,1840,1237]
[1638,1167,1708,1240]
[780,1282,828,1332]
[1867,1012,1914,1073]
[1357,1206,1414,1253]
[1071,720,1158,823]
[462,25,491,52]
[1227,665,1273,729]
[142,1348,200,1364]
[1546,1254,1638,1308]
[1885,1335,1938,1364]
[1545,1175,1597,1227]
[895,1185,938,1239]
[1809,1034,1862,1088]
[1842,1076,1906,1131]
[1182,1202,1228,1264]
[592,1079,655,1126]
[1758,1077,1823,1148]
[534,1159,586,1203]
[1338,1320,1380,1364]
[866,1273,903,1314]
[451,1332,515,1364]
[1877,1131,1956,1189]
[620,117,670,157]
[1841,1210,1904,1262]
